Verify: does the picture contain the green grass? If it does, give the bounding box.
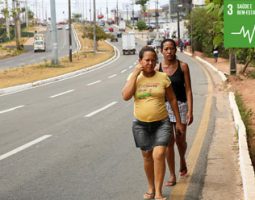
[235,92,255,169]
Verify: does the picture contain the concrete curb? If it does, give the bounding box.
[184,51,255,200]
[0,43,119,96]
[72,24,81,53]
[229,92,255,200]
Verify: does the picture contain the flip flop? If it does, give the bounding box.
[143,192,155,200]
[165,180,176,187]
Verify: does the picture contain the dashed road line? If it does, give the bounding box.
[49,89,74,98]
[84,101,118,117]
[0,135,52,161]
[87,80,101,86]
[0,105,24,114]
[108,74,117,79]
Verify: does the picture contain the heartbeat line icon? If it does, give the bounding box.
[231,25,255,44]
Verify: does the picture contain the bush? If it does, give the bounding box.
[136,20,147,31]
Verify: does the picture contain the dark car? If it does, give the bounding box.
[116,32,122,38]
[110,33,118,42]
[147,38,154,45]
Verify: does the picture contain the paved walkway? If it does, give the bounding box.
[198,59,243,200]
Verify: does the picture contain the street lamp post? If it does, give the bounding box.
[50,0,59,65]
[132,0,135,29]
[168,0,171,24]
[93,0,97,52]
[68,0,72,62]
[177,4,183,42]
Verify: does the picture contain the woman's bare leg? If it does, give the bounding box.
[142,150,155,194]
[153,146,167,199]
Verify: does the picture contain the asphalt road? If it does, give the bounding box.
[0,28,77,69]
[0,39,209,200]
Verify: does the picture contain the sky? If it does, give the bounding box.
[27,0,171,22]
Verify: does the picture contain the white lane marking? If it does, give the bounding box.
[121,69,127,73]
[85,101,118,117]
[0,135,52,161]
[129,65,133,69]
[49,89,74,98]
[0,105,24,114]
[87,80,101,86]
[108,74,117,79]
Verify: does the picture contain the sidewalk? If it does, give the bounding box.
[196,56,244,200]
[186,51,255,200]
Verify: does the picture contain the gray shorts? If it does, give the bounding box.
[132,118,173,151]
[166,101,188,124]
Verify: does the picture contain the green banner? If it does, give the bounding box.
[224,0,255,48]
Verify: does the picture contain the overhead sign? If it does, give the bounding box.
[224,0,255,48]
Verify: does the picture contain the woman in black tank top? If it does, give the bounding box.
[157,39,194,186]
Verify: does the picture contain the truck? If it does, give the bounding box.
[118,20,126,32]
[122,32,136,55]
[33,33,46,52]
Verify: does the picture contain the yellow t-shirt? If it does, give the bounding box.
[130,71,171,122]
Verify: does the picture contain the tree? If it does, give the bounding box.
[135,0,149,19]
[206,0,239,74]
[82,24,111,50]
[186,7,216,54]
[72,13,82,22]
[136,20,147,31]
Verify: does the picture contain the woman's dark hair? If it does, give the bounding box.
[160,38,177,50]
[139,46,158,61]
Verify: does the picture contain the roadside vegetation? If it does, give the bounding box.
[235,93,255,170]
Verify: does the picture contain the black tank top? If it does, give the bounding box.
[159,60,187,102]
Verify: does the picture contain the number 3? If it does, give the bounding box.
[227,4,233,15]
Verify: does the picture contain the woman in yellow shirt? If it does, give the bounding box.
[122,46,184,200]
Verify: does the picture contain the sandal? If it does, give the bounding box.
[165,180,176,187]
[143,192,155,200]
[179,166,188,177]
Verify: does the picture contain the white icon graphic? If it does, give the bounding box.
[231,25,255,44]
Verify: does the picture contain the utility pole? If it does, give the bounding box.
[25,0,29,28]
[116,0,119,26]
[50,0,59,65]
[12,0,21,50]
[168,0,171,23]
[89,0,92,21]
[126,4,128,22]
[132,0,134,29]
[68,0,72,62]
[106,0,108,20]
[155,0,159,37]
[93,0,97,52]
[82,0,85,21]
[177,4,182,42]
[4,0,10,40]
